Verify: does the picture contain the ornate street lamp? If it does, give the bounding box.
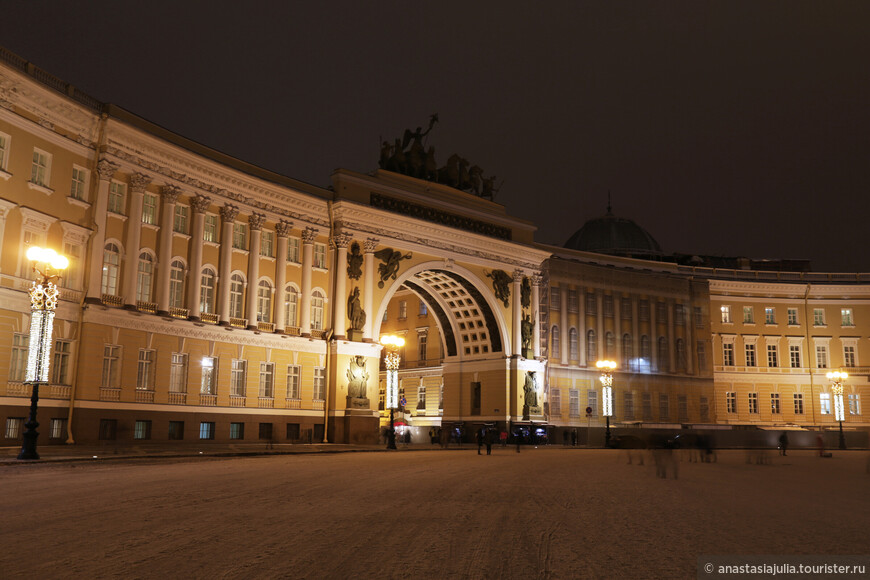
[19,246,68,460]
[596,359,616,448]
[826,370,847,450]
[381,334,405,450]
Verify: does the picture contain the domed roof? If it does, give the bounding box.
[564,206,663,259]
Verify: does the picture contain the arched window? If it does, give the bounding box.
[169,260,185,308]
[200,268,216,314]
[569,328,578,361]
[605,332,615,360]
[284,285,298,329]
[101,243,121,296]
[587,330,597,363]
[136,252,153,302]
[623,333,633,370]
[640,335,651,361]
[229,274,244,319]
[257,280,272,323]
[551,325,560,358]
[676,338,686,372]
[311,290,324,331]
[657,337,669,371]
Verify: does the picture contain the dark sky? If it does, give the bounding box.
[2,1,868,272]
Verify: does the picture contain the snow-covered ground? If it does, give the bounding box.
[1,448,868,579]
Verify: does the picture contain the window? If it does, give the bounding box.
[419,334,427,362]
[674,304,685,326]
[723,343,735,367]
[813,308,826,326]
[174,205,189,234]
[51,339,72,385]
[586,292,597,315]
[764,307,776,325]
[726,392,736,414]
[569,389,580,417]
[169,260,185,308]
[568,290,578,312]
[203,214,218,242]
[700,396,709,421]
[257,280,272,322]
[551,326,560,357]
[550,287,561,310]
[49,418,67,439]
[142,193,158,225]
[399,300,407,320]
[622,334,633,370]
[228,274,244,319]
[233,223,247,249]
[678,395,688,421]
[767,344,778,367]
[230,422,245,440]
[261,231,274,257]
[605,332,615,360]
[819,393,831,415]
[419,300,428,316]
[720,305,732,324]
[5,417,23,439]
[259,362,275,398]
[642,393,653,420]
[61,241,81,290]
[200,357,217,395]
[841,308,854,327]
[787,308,799,326]
[569,329,579,361]
[417,383,426,409]
[313,367,325,400]
[136,252,154,302]
[789,345,801,368]
[623,392,634,420]
[313,242,327,269]
[745,343,756,367]
[31,148,51,187]
[286,365,301,399]
[9,333,29,382]
[586,330,596,363]
[549,388,561,416]
[844,345,856,368]
[657,337,668,371]
[134,420,152,440]
[199,422,215,440]
[231,359,247,397]
[108,181,126,214]
[168,421,185,440]
[587,390,598,415]
[101,242,121,296]
[748,392,758,414]
[70,165,88,200]
[102,345,120,389]
[200,268,216,314]
[284,286,298,328]
[640,336,651,365]
[793,393,804,414]
[771,393,781,414]
[742,306,754,324]
[675,339,686,372]
[658,394,669,421]
[603,295,613,317]
[287,237,300,263]
[167,353,188,393]
[98,419,118,441]
[816,345,828,369]
[311,290,324,331]
[0,131,9,171]
[137,349,155,390]
[286,423,300,440]
[694,307,703,329]
[848,394,860,415]
[259,423,273,440]
[697,341,706,371]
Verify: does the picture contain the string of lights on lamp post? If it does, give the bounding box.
[826,370,847,450]
[18,246,68,460]
[596,359,616,448]
[381,334,404,450]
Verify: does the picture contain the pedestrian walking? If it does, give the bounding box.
[485,430,493,455]
[778,432,789,456]
[500,431,507,447]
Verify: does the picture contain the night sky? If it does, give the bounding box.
[2,2,868,271]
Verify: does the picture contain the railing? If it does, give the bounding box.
[48,385,71,399]
[168,392,187,405]
[200,394,217,406]
[101,294,123,307]
[313,399,325,410]
[258,397,274,409]
[285,398,302,409]
[100,388,121,401]
[229,396,246,407]
[135,390,155,403]
[6,382,30,396]
[284,326,301,336]
[310,329,326,339]
[169,306,189,319]
[257,321,275,333]
[137,301,157,314]
[201,312,219,324]
[229,317,247,328]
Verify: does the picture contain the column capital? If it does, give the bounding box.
[248,212,267,231]
[96,159,119,181]
[129,172,152,193]
[160,184,181,204]
[364,238,379,253]
[512,269,525,283]
[219,203,238,222]
[275,219,293,238]
[530,272,543,286]
[191,194,211,214]
[302,227,319,244]
[331,232,353,249]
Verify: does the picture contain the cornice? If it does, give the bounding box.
[709,278,870,299]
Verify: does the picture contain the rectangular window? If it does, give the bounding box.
[586,292,597,315]
[51,339,72,385]
[587,390,598,415]
[816,345,828,369]
[603,295,613,317]
[771,393,781,414]
[419,300,428,316]
[168,421,185,440]
[848,394,860,415]
[418,334,427,363]
[743,306,754,324]
[819,393,831,415]
[259,423,273,441]
[261,231,274,257]
[199,422,215,440]
[623,392,634,420]
[789,345,801,368]
[787,308,799,326]
[694,306,703,329]
[639,300,649,321]
[726,392,736,414]
[697,342,706,371]
[286,423,300,441]
[5,417,23,439]
[748,392,758,414]
[844,345,856,368]
[134,420,152,440]
[569,389,579,417]
[170,353,188,393]
[0,131,9,171]
[642,393,652,420]
[674,304,685,326]
[230,422,245,440]
[137,349,155,390]
[287,237,300,263]
[98,419,117,441]
[102,345,121,389]
[174,205,189,234]
[813,308,826,326]
[550,287,561,310]
[200,357,217,395]
[259,362,275,398]
[417,383,426,409]
[656,301,667,321]
[142,193,158,225]
[31,148,51,187]
[721,305,732,324]
[233,223,247,249]
[313,367,326,400]
[767,344,778,367]
[203,214,218,242]
[108,181,126,214]
[678,395,688,421]
[399,300,407,320]
[841,308,854,326]
[550,388,561,415]
[313,242,327,269]
[286,365,301,399]
[10,333,29,382]
[794,393,804,415]
[700,396,709,421]
[231,359,247,397]
[764,307,776,325]
[62,241,81,290]
[658,394,669,421]
[723,343,735,366]
[49,418,67,439]
[745,343,756,367]
[70,165,89,200]
[568,290,578,312]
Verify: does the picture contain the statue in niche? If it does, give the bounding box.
[348,286,366,332]
[346,356,369,399]
[521,277,531,310]
[523,371,538,407]
[521,314,534,352]
[347,242,363,280]
[374,248,413,288]
[486,269,512,308]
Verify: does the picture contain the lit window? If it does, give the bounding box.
[841,308,854,327]
[764,307,776,325]
[200,357,217,395]
[743,307,754,324]
[199,422,215,440]
[819,393,831,415]
[813,308,826,326]
[199,268,216,314]
[787,308,799,325]
[203,215,218,242]
[720,305,732,324]
[260,231,274,257]
[101,243,121,296]
[233,223,247,250]
[231,359,247,397]
[134,420,152,440]
[142,193,158,225]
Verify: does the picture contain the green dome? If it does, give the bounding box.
[564,209,663,260]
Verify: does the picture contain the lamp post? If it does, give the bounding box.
[381,335,405,450]
[826,370,847,450]
[18,246,68,460]
[596,359,616,448]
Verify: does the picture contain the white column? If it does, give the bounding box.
[685,300,695,375]
[631,296,640,369]
[123,173,151,309]
[187,195,210,320]
[650,298,659,373]
[246,213,265,330]
[156,185,180,316]
[86,159,119,302]
[332,233,352,339]
[667,299,676,373]
[512,270,523,357]
[363,238,378,340]
[560,285,568,363]
[217,204,238,325]
[531,273,542,359]
[577,287,587,367]
[274,220,292,333]
[300,227,318,336]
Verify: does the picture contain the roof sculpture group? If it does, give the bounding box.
[379,115,501,200]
